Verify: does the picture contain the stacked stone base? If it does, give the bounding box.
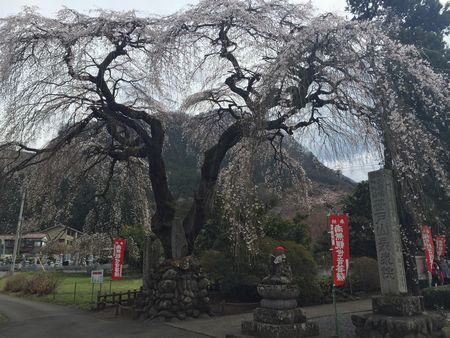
[135,258,211,320]
[352,296,445,338]
[242,286,319,338]
[242,318,318,338]
[242,307,318,338]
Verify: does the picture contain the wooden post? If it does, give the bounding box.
[11,190,25,274]
[73,282,77,303]
[96,290,101,309]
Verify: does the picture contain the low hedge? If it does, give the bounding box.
[422,285,450,309]
[4,274,29,293]
[348,256,380,292]
[199,238,322,305]
[4,272,60,296]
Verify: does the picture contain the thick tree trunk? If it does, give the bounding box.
[143,233,163,290]
[183,123,243,254]
[151,215,173,259]
[146,120,177,259]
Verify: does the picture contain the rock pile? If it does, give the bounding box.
[136,257,211,320]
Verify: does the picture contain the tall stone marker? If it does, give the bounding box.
[352,171,444,337]
[368,169,407,295]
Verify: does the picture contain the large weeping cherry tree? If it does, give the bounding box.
[0,0,448,263]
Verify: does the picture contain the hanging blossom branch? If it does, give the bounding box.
[0,0,448,259]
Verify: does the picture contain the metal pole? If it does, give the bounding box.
[109,279,112,293]
[333,284,339,337]
[11,190,26,274]
[91,283,94,303]
[349,269,353,296]
[328,212,339,337]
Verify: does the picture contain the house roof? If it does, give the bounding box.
[43,225,84,234]
[23,233,48,239]
[0,232,48,240]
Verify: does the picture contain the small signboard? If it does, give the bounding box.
[91,270,104,284]
[415,256,428,281]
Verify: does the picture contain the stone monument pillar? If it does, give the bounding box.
[238,246,319,338]
[352,169,444,337]
[368,169,407,295]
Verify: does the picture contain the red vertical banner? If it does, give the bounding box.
[421,226,434,273]
[435,235,446,257]
[112,239,126,280]
[329,214,350,286]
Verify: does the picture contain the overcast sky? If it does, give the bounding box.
[4,0,443,182]
[0,0,380,182]
[0,0,348,17]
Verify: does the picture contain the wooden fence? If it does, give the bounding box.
[96,287,143,310]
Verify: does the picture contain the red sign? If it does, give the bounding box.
[436,235,446,257]
[329,214,350,286]
[112,239,126,280]
[421,226,434,273]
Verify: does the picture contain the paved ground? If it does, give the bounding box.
[0,293,371,338]
[167,299,372,338]
[0,294,209,338]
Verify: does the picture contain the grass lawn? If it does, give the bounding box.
[0,272,142,310]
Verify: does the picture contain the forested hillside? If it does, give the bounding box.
[0,115,354,235]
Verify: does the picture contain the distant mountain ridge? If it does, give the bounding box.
[0,120,355,234]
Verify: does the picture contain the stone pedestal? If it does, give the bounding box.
[242,319,319,338]
[372,295,424,316]
[242,284,318,338]
[240,249,319,338]
[352,311,445,338]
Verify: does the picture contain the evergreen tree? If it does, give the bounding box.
[347,0,450,74]
[343,181,377,258]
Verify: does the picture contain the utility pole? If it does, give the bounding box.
[11,190,26,274]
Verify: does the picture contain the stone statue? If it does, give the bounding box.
[263,246,293,285]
